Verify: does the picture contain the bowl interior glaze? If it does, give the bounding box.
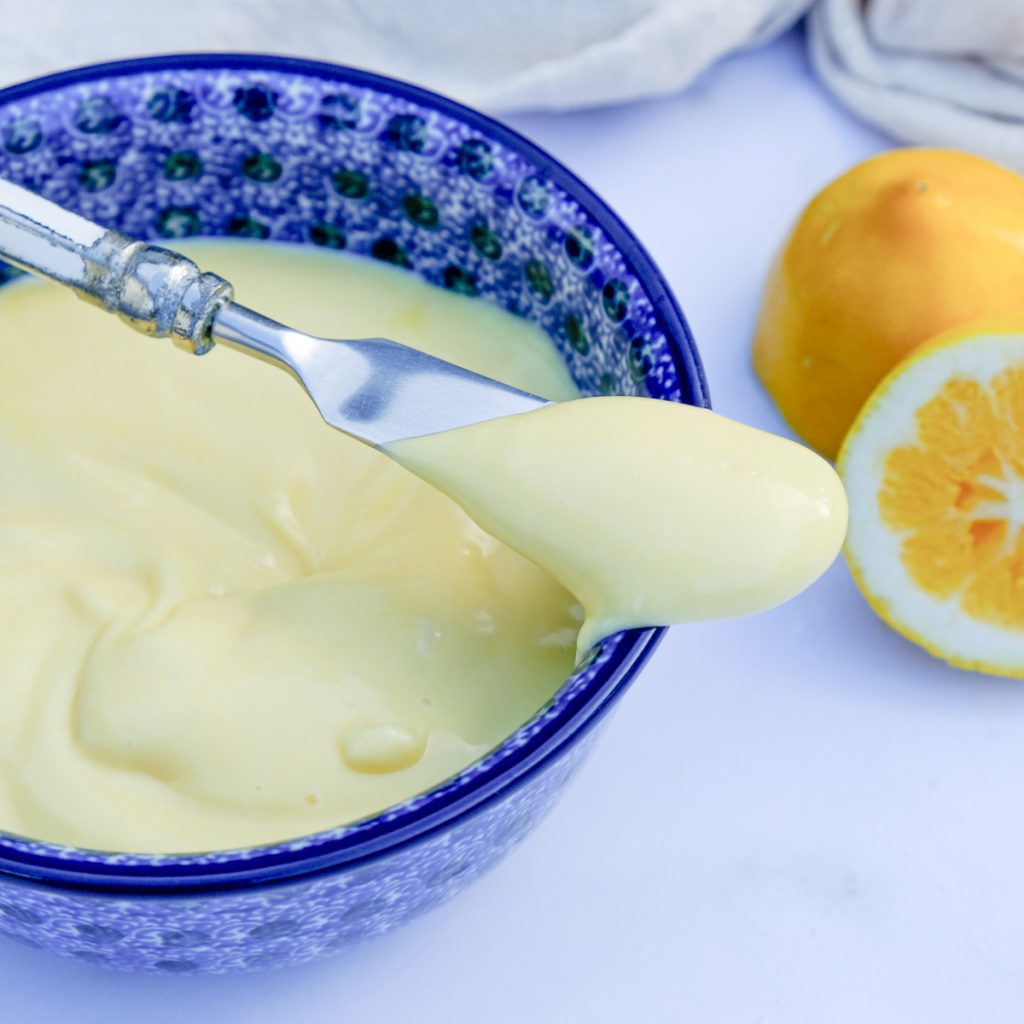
[0,55,706,891]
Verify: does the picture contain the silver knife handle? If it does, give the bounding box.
[0,177,232,354]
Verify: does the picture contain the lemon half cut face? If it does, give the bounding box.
[839,320,1024,677]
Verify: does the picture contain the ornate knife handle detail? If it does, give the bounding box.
[0,178,232,354]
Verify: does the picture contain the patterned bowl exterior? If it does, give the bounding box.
[0,55,707,973]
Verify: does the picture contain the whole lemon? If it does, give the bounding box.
[753,148,1024,459]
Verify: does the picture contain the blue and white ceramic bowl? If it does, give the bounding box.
[0,55,707,973]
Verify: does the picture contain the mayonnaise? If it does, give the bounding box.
[0,244,580,853]
[389,398,847,653]
[0,241,845,854]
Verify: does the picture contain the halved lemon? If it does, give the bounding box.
[838,318,1024,677]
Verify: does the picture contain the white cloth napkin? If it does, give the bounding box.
[0,0,808,112]
[3,0,1024,171]
[809,0,1024,172]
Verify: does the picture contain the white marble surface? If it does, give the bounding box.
[5,27,1024,1024]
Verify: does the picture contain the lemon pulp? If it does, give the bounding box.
[840,319,1024,675]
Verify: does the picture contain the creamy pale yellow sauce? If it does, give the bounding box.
[0,241,846,855]
[390,399,847,653]
[0,243,581,853]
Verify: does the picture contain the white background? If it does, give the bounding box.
[5,27,1024,1023]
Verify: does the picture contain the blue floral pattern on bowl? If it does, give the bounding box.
[0,55,707,973]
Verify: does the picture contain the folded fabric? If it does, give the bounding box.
[3,0,1024,172]
[809,0,1024,172]
[0,0,809,112]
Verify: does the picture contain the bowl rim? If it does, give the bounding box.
[0,52,709,894]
